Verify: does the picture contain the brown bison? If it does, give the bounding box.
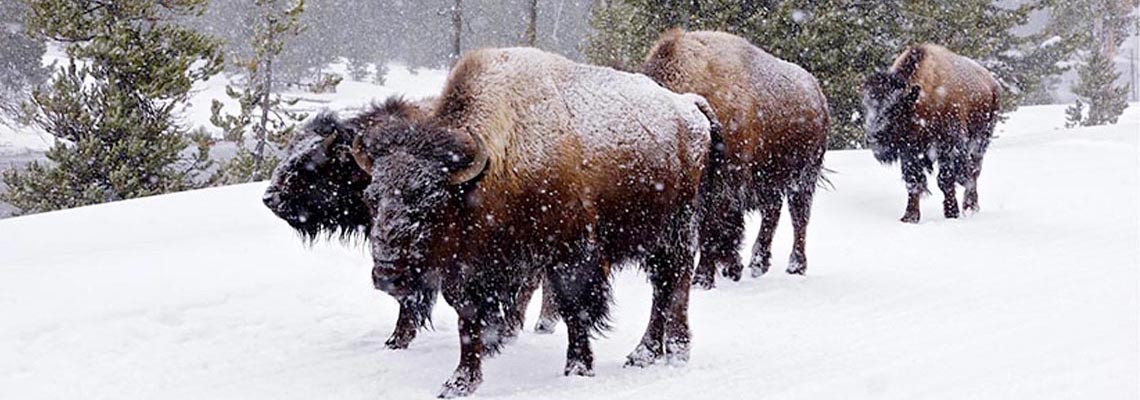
[861,44,1000,223]
[643,30,830,288]
[262,99,562,350]
[352,47,720,397]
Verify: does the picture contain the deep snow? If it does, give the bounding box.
[0,104,1137,399]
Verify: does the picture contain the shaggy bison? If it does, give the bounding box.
[643,30,830,287]
[862,44,1000,223]
[352,47,720,397]
[262,100,440,349]
[263,99,563,349]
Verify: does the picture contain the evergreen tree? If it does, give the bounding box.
[1068,49,1130,126]
[210,0,307,184]
[585,0,1076,149]
[1,0,222,215]
[1052,0,1137,126]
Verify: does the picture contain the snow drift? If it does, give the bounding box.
[0,105,1137,399]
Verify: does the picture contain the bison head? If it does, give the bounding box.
[355,109,488,298]
[262,112,372,242]
[861,72,920,163]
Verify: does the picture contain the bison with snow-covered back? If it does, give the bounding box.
[861,44,1000,223]
[351,47,721,397]
[643,30,830,287]
[264,97,564,348]
[262,99,563,350]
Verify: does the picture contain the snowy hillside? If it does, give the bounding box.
[0,105,1137,399]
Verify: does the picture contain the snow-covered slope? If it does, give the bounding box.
[0,106,1137,399]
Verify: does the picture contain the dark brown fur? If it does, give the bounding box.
[644,30,830,286]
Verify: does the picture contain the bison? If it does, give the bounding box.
[643,30,830,287]
[262,100,441,349]
[352,47,721,397]
[861,44,1000,223]
[263,99,564,349]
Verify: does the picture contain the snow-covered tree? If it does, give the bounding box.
[210,0,308,184]
[1054,0,1137,126]
[1,0,222,215]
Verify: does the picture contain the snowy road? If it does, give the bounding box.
[0,105,1137,399]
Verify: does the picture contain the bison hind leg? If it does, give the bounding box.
[747,190,783,278]
[694,191,745,289]
[628,213,696,368]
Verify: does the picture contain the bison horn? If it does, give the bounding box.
[350,135,374,173]
[449,132,488,185]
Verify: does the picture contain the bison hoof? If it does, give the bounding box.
[944,206,960,219]
[691,273,715,290]
[385,334,413,350]
[900,212,920,224]
[438,370,482,398]
[564,360,595,377]
[786,260,806,275]
[624,343,662,368]
[721,264,743,281]
[665,339,691,366]
[748,258,770,278]
[534,318,558,334]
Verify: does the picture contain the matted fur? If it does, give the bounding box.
[358,47,719,397]
[644,29,830,285]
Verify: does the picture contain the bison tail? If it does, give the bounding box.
[816,166,836,191]
[692,95,725,172]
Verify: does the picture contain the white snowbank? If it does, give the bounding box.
[0,105,1137,399]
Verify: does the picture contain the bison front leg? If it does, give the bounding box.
[438,314,484,398]
[385,300,421,349]
[900,155,928,223]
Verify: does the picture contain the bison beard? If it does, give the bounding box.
[355,47,718,397]
[861,44,1000,223]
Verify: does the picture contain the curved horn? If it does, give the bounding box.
[350,135,374,173]
[448,132,489,185]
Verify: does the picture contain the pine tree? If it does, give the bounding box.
[1069,49,1130,126]
[1,0,222,215]
[210,0,307,185]
[1052,0,1137,126]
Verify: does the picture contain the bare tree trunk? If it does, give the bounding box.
[252,29,274,182]
[451,0,463,64]
[525,0,538,46]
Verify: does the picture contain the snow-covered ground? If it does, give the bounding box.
[1,102,1137,399]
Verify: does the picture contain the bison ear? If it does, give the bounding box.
[448,131,489,185]
[350,135,374,173]
[904,85,921,104]
[308,112,342,137]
